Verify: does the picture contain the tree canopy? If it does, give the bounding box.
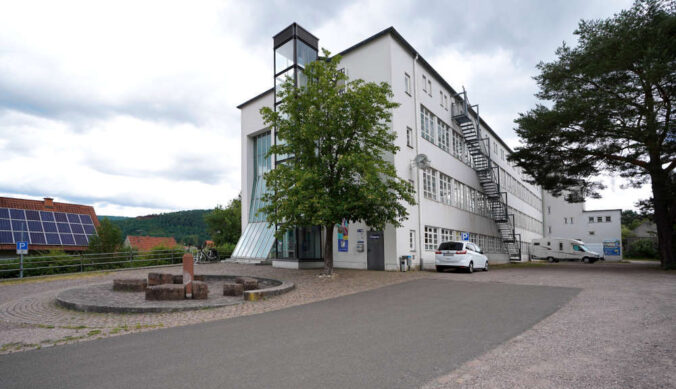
[509,0,675,268]
[259,50,415,274]
[88,218,124,253]
[204,195,242,246]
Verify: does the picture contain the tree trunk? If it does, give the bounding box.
[650,170,675,270]
[323,223,334,275]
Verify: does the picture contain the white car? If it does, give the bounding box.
[435,241,488,273]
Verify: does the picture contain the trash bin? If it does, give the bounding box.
[406,256,412,270]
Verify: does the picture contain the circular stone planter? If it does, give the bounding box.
[55,275,294,314]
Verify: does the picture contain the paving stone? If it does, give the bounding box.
[112,279,147,292]
[223,282,244,296]
[192,281,208,300]
[145,284,185,300]
[235,277,258,291]
[147,273,174,286]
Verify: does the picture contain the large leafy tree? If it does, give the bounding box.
[204,195,241,246]
[509,0,675,269]
[259,51,415,274]
[88,218,124,253]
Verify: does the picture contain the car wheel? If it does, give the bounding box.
[582,257,589,263]
[468,261,474,273]
[436,266,444,273]
[484,261,488,271]
[547,256,554,263]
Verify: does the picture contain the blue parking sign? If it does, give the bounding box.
[461,232,469,241]
[16,241,28,255]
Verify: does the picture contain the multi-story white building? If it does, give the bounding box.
[232,24,618,270]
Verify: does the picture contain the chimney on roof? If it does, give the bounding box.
[44,197,54,208]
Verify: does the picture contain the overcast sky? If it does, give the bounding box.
[0,0,649,216]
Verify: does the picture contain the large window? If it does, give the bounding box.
[296,39,317,68]
[439,173,452,205]
[249,131,272,222]
[437,119,450,152]
[421,106,435,142]
[424,226,438,251]
[405,73,411,95]
[275,40,294,74]
[441,228,452,243]
[423,168,437,200]
[409,230,416,251]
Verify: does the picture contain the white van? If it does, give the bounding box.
[530,238,603,263]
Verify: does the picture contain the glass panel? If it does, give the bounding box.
[249,131,272,222]
[275,68,295,102]
[275,39,294,74]
[25,210,40,220]
[71,223,84,234]
[0,219,10,230]
[0,208,8,219]
[43,222,58,233]
[9,209,25,219]
[45,233,61,245]
[28,221,43,231]
[30,232,46,245]
[40,211,54,222]
[298,69,308,89]
[298,226,321,259]
[296,39,317,68]
[0,231,13,243]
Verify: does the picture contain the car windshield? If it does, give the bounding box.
[438,242,464,251]
[579,245,592,252]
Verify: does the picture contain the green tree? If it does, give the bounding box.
[259,50,416,274]
[204,195,242,246]
[87,218,124,253]
[508,0,676,269]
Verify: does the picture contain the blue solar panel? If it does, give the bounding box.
[13,231,29,242]
[9,209,25,219]
[79,214,94,225]
[70,223,84,234]
[59,233,75,245]
[28,221,43,231]
[74,234,88,246]
[57,223,71,233]
[54,212,67,222]
[45,233,61,245]
[43,222,57,233]
[67,213,80,223]
[30,232,46,244]
[0,231,13,243]
[0,219,10,230]
[11,220,27,231]
[25,210,40,220]
[40,211,55,222]
[0,208,9,218]
[83,224,96,234]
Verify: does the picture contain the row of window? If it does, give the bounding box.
[498,167,542,212]
[589,216,612,223]
[508,206,544,234]
[422,168,494,219]
[423,226,507,253]
[420,106,473,166]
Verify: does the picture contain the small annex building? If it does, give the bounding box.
[123,236,178,251]
[0,196,99,252]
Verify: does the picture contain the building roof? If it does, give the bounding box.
[236,26,515,154]
[125,236,178,251]
[0,196,99,252]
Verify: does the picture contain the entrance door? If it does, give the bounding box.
[367,230,385,270]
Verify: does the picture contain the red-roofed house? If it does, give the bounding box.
[0,196,99,252]
[123,236,179,251]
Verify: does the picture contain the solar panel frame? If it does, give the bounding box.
[28,220,43,231]
[0,208,9,219]
[67,213,80,223]
[0,207,97,247]
[45,233,61,245]
[83,224,96,234]
[79,214,94,225]
[59,233,75,245]
[54,212,67,223]
[43,222,58,233]
[40,211,55,222]
[13,231,29,243]
[70,223,84,234]
[30,232,46,244]
[73,234,88,246]
[9,209,25,219]
[0,219,11,230]
[25,210,40,220]
[0,231,13,243]
[11,220,27,231]
[57,222,72,233]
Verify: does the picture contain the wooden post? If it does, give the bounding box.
[182,253,194,298]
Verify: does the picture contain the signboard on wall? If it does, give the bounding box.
[461,232,469,241]
[603,240,621,256]
[337,220,349,252]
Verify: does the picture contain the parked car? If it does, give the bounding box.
[530,238,603,263]
[435,241,488,273]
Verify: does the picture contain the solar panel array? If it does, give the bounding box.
[0,208,97,246]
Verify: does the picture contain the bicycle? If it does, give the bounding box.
[194,247,219,263]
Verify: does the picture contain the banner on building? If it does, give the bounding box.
[337,219,349,252]
[603,240,621,256]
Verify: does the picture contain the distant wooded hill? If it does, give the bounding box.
[100,210,211,246]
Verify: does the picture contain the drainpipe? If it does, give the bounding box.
[412,53,424,271]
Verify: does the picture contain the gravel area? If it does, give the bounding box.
[0,262,426,353]
[423,262,676,389]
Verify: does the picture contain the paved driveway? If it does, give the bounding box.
[0,278,577,389]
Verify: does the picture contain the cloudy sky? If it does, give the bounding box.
[0,0,648,216]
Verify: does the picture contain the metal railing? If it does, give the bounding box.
[0,249,227,280]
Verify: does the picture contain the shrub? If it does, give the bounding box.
[625,239,658,259]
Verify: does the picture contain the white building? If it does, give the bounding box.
[232,24,618,270]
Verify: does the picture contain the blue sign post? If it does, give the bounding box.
[16,241,28,278]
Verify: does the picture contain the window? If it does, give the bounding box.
[406,127,413,148]
[422,75,427,92]
[420,106,435,142]
[404,73,411,95]
[564,217,568,224]
[494,141,498,155]
[437,119,450,151]
[570,217,574,224]
[428,79,432,96]
[423,168,437,200]
[441,228,452,243]
[597,216,603,223]
[439,173,452,205]
[559,242,563,250]
[408,179,415,191]
[424,226,438,251]
[500,149,505,160]
[589,231,595,235]
[606,216,611,222]
[409,230,416,251]
[548,226,552,234]
[444,94,449,110]
[440,91,444,107]
[589,217,594,223]
[548,206,551,215]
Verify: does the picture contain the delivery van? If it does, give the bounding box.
[531,238,603,263]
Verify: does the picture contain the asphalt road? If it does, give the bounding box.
[0,278,578,389]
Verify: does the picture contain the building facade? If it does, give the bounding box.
[233,24,618,269]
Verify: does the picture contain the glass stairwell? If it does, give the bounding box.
[451,89,522,261]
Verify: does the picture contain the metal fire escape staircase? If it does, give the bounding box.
[452,90,522,261]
